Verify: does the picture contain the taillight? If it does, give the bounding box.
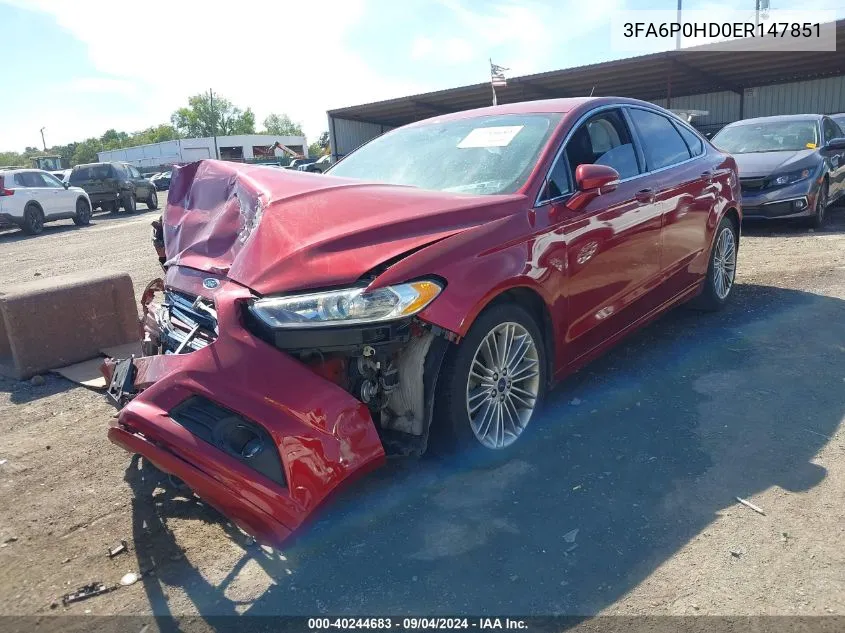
[0,176,14,197]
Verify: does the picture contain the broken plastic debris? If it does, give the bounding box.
[735,497,766,515]
[108,541,128,559]
[120,572,139,586]
[562,529,579,544]
[569,397,582,406]
[0,459,7,466]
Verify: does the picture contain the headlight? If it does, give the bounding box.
[248,280,443,329]
[770,168,812,187]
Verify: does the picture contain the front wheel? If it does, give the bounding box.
[147,189,158,210]
[433,303,546,453]
[809,184,828,229]
[691,216,738,311]
[123,194,137,213]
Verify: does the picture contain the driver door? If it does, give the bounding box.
[541,108,664,369]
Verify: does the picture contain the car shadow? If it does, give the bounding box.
[0,373,79,404]
[124,283,845,622]
[0,206,158,243]
[742,202,845,237]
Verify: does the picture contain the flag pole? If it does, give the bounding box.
[490,58,497,106]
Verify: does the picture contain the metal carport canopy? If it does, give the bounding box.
[328,19,845,128]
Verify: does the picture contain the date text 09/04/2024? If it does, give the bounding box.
[307,618,528,630]
[623,21,821,39]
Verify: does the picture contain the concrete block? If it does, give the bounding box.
[0,271,139,379]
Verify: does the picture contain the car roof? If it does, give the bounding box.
[401,96,685,128]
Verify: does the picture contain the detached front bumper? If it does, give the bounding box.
[108,268,386,545]
[741,179,819,220]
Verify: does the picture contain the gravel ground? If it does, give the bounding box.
[0,198,843,622]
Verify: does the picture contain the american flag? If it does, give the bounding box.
[490,60,508,87]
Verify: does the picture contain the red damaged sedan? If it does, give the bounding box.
[107,97,741,545]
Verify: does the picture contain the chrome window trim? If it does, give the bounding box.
[535,103,708,208]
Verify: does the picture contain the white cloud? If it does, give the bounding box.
[411,36,435,60]
[66,77,138,97]
[1,0,425,147]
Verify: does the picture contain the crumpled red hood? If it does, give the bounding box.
[163,160,526,295]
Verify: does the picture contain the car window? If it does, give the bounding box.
[711,120,819,153]
[673,121,705,157]
[14,172,44,187]
[564,109,640,182]
[128,165,142,178]
[38,172,64,188]
[628,108,692,170]
[823,118,842,143]
[544,153,571,200]
[328,113,562,195]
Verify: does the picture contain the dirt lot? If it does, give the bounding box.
[0,197,844,622]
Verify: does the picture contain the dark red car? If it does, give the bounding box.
[107,97,741,545]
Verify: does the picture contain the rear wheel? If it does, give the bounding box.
[123,194,137,213]
[433,303,546,453]
[22,204,44,235]
[691,215,737,311]
[104,200,119,214]
[73,198,91,226]
[147,189,158,210]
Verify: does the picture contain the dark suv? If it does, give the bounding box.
[68,162,158,213]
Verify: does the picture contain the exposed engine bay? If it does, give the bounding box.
[136,277,453,457]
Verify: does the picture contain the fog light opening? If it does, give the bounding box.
[793,199,807,211]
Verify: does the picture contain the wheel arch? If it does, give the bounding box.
[24,199,44,215]
[456,283,556,388]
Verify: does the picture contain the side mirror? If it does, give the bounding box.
[823,137,845,151]
[565,164,620,212]
[63,182,69,189]
[575,164,620,192]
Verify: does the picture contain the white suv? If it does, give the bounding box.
[0,169,92,235]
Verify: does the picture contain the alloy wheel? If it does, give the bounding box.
[713,226,736,300]
[465,322,541,449]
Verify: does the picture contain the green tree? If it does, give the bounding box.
[171,92,256,138]
[308,131,330,157]
[71,138,104,165]
[262,113,304,136]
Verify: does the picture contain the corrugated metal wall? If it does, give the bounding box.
[328,117,394,160]
[329,75,845,155]
[651,90,741,130]
[744,76,845,118]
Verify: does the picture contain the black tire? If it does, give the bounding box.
[690,215,738,311]
[22,204,44,235]
[123,194,137,213]
[147,189,158,210]
[808,183,828,229]
[104,200,119,214]
[72,198,91,226]
[431,302,546,454]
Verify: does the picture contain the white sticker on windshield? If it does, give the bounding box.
[457,125,524,148]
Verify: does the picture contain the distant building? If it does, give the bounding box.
[97,134,308,169]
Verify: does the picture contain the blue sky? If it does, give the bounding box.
[0,0,842,152]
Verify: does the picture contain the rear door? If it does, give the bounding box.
[16,171,55,214]
[538,107,664,366]
[626,107,721,297]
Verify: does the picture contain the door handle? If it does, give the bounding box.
[635,188,655,203]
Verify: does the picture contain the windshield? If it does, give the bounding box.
[69,164,112,183]
[711,120,819,154]
[328,113,561,195]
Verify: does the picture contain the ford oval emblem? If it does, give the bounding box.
[203,278,220,289]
